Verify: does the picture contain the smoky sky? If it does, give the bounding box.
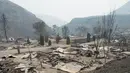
[9,0,128,21]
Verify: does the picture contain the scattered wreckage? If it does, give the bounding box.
[0,42,130,73]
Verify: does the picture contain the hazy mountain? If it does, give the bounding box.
[66,1,130,34]
[67,15,130,33]
[116,1,130,14]
[0,0,50,38]
[36,14,67,27]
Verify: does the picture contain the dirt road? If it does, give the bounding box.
[0,44,70,57]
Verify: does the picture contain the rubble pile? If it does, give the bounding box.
[35,47,101,73]
[0,60,20,73]
[0,40,130,73]
[0,53,40,73]
[55,62,84,73]
[15,63,38,73]
[36,52,61,66]
[0,46,6,51]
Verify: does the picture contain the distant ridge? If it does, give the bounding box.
[36,14,67,27]
[66,1,130,34]
[116,1,130,15]
[0,0,50,38]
